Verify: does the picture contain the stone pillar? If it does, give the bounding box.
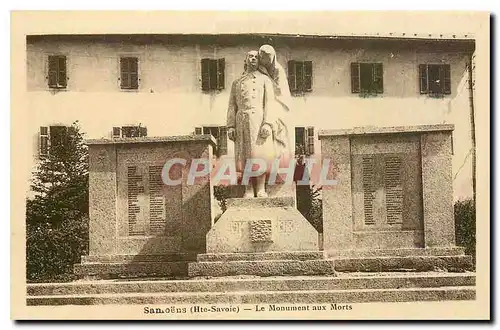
[421,131,456,247]
[88,144,117,256]
[319,136,353,252]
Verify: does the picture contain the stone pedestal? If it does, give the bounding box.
[187,196,328,277]
[318,125,463,257]
[206,197,318,253]
[74,135,216,279]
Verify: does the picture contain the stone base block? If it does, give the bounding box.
[27,273,475,297]
[74,254,197,279]
[74,262,189,279]
[334,255,474,272]
[197,251,325,262]
[327,247,466,258]
[207,197,319,253]
[188,259,335,277]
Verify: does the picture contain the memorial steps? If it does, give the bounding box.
[27,272,475,306]
[73,248,473,279]
[28,248,475,306]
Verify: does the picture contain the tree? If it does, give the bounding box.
[26,121,89,282]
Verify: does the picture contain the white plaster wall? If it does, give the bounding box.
[26,39,474,200]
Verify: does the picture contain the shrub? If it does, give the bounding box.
[454,198,476,262]
[26,121,89,283]
[297,184,323,233]
[26,216,89,283]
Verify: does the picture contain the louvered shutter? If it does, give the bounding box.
[304,61,313,91]
[288,60,297,92]
[201,58,211,91]
[419,64,428,94]
[442,64,451,94]
[120,58,129,89]
[216,58,225,90]
[40,126,49,157]
[48,56,58,88]
[130,58,139,89]
[373,63,383,93]
[57,56,67,87]
[306,127,315,155]
[112,127,121,138]
[351,63,360,93]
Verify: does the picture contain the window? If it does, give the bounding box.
[419,64,451,95]
[195,126,227,156]
[288,60,313,93]
[39,127,49,157]
[113,125,147,138]
[295,127,315,155]
[351,62,383,94]
[47,55,67,89]
[120,57,139,90]
[39,125,74,158]
[201,58,225,91]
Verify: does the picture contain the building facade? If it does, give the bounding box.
[26,34,476,200]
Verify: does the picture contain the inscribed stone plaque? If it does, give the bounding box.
[250,220,273,243]
[351,135,423,232]
[127,165,146,235]
[117,147,183,237]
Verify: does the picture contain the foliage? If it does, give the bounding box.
[26,121,89,282]
[454,198,476,261]
[213,185,230,214]
[297,184,323,233]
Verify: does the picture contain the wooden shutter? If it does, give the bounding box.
[201,58,211,91]
[362,156,375,225]
[384,156,403,224]
[57,56,67,87]
[442,64,451,94]
[306,127,315,155]
[129,58,139,89]
[120,58,129,89]
[218,126,228,156]
[419,64,428,94]
[209,60,218,90]
[373,63,383,93]
[351,63,360,93]
[112,127,121,138]
[48,56,66,88]
[294,127,305,154]
[304,61,313,91]
[195,127,202,135]
[40,126,49,157]
[48,56,58,87]
[288,60,297,92]
[216,58,225,90]
[295,62,304,92]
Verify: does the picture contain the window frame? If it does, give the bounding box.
[119,56,140,90]
[201,58,225,92]
[294,126,315,156]
[419,63,451,96]
[47,55,68,89]
[288,60,313,94]
[351,62,384,95]
[39,126,49,158]
[119,125,148,138]
[194,125,228,156]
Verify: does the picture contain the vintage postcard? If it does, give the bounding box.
[11,10,490,320]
